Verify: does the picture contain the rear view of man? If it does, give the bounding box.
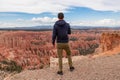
[52,12,75,75]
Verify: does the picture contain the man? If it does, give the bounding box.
[52,12,74,75]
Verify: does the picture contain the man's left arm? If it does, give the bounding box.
[68,23,71,34]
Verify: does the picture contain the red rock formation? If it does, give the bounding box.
[0,30,100,70]
[98,32,120,53]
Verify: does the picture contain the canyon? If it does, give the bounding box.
[0,29,120,72]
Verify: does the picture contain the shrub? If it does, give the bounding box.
[0,60,22,73]
[70,37,78,41]
[78,43,99,55]
[85,37,95,41]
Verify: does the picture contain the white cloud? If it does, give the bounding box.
[0,0,120,14]
[0,0,69,14]
[0,18,120,28]
[0,22,18,28]
[96,19,116,26]
[0,17,57,28]
[71,19,120,27]
[31,17,57,23]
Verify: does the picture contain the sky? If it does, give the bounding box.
[0,0,120,28]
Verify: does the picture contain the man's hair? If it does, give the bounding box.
[58,12,64,19]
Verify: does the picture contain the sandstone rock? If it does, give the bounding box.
[99,32,120,52]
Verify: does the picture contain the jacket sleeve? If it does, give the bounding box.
[52,24,57,45]
[68,23,71,34]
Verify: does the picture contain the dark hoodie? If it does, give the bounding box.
[52,20,71,45]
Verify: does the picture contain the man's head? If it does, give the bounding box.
[58,12,64,20]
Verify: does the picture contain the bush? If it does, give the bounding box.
[0,60,22,73]
[85,37,95,41]
[69,37,78,41]
[78,43,99,55]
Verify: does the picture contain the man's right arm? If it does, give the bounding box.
[52,25,57,45]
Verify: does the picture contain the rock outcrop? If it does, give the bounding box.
[94,31,120,56]
[99,32,120,52]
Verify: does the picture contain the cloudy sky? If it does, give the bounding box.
[0,0,120,28]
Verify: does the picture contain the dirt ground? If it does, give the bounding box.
[5,54,120,80]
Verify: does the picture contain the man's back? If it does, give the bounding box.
[52,20,71,44]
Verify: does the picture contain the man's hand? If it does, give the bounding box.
[53,44,55,48]
[52,42,55,48]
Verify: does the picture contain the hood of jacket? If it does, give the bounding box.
[56,20,66,26]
